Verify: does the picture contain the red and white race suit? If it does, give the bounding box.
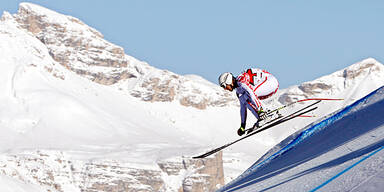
[236,68,279,127]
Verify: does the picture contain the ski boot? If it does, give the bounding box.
[245,120,261,135]
[257,107,268,121]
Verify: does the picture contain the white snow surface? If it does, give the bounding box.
[0,14,199,163]
[0,175,45,192]
[1,2,384,191]
[219,86,384,192]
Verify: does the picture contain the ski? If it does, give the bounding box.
[266,98,343,115]
[192,102,320,159]
[246,100,321,134]
[249,98,342,132]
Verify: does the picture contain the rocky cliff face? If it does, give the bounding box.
[128,71,236,109]
[0,150,224,192]
[14,3,141,86]
[0,3,227,192]
[11,3,236,109]
[2,3,384,192]
[5,2,384,110]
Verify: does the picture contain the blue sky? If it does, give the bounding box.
[1,1,384,88]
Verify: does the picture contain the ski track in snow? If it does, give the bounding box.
[1,3,384,190]
[219,86,384,192]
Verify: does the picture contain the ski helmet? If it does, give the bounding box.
[218,72,234,88]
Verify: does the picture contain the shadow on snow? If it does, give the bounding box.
[222,90,384,192]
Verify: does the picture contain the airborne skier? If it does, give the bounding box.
[219,68,279,136]
[194,72,339,158]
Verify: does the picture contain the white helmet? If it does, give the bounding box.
[218,72,234,88]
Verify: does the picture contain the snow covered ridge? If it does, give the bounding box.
[0,7,226,191]
[278,58,384,104]
[14,2,141,84]
[220,86,384,191]
[3,2,384,109]
[2,2,235,109]
[1,2,384,191]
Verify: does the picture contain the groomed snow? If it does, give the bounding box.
[219,87,384,192]
[1,3,384,190]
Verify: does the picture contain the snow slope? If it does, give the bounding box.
[219,86,384,191]
[0,175,44,192]
[0,5,231,190]
[1,2,384,190]
[218,58,384,182]
[0,10,199,162]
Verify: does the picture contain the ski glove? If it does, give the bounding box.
[237,126,246,136]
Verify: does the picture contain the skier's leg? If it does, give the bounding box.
[246,100,263,128]
[246,101,259,118]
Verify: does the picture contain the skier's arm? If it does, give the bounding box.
[238,82,262,111]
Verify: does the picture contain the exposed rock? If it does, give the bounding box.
[180,96,208,110]
[1,4,230,190]
[182,152,224,192]
[298,82,333,96]
[9,3,237,109]
[128,70,236,109]
[0,150,224,192]
[343,63,376,80]
[140,77,176,102]
[13,3,140,85]
[278,58,384,104]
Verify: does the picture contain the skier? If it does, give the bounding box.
[219,68,279,136]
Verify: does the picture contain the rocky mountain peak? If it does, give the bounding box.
[278,58,384,104]
[341,58,383,80]
[2,2,236,109]
[17,3,103,38]
[12,2,143,85]
[5,3,383,110]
